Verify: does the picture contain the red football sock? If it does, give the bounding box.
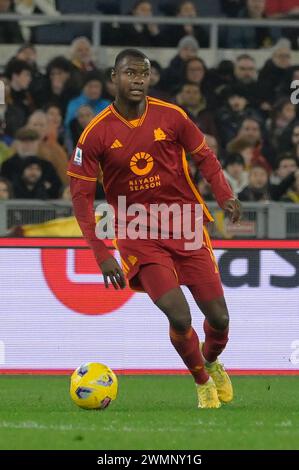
[169,326,209,385]
[202,319,229,363]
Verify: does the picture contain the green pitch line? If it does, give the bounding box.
[0,376,298,450]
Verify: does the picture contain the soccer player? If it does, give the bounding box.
[67,49,241,409]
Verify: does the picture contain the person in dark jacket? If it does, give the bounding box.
[226,0,278,49]
[160,35,199,94]
[13,156,50,200]
[103,0,162,47]
[258,39,292,106]
[0,0,23,44]
[1,127,61,198]
[161,0,209,47]
[4,59,33,136]
[33,56,81,116]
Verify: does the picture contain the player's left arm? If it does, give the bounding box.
[176,112,241,223]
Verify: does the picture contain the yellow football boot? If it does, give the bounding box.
[196,378,221,409]
[201,342,233,403]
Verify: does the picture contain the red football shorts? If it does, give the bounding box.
[114,226,223,303]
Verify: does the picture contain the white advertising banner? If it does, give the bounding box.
[0,239,298,373]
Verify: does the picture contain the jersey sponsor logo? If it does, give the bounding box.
[130,152,154,176]
[129,175,161,191]
[110,139,123,149]
[154,128,167,141]
[74,147,83,166]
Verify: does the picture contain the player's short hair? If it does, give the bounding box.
[114,49,149,69]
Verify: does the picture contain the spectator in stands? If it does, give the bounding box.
[12,156,51,199]
[273,154,299,182]
[161,35,199,93]
[161,0,209,47]
[1,127,61,198]
[0,76,14,147]
[0,176,13,200]
[0,139,14,169]
[110,0,162,47]
[184,57,206,85]
[64,71,110,130]
[4,59,34,137]
[13,43,48,112]
[265,0,299,17]
[270,154,299,200]
[14,0,60,41]
[69,104,95,150]
[103,67,117,101]
[277,118,299,155]
[70,37,97,73]
[36,56,80,115]
[238,164,270,201]
[228,117,273,171]
[227,136,259,168]
[222,54,262,109]
[182,57,216,106]
[226,0,277,49]
[223,153,249,195]
[176,82,217,136]
[283,169,299,203]
[148,60,170,100]
[220,0,244,17]
[216,85,258,148]
[258,39,292,107]
[267,97,297,150]
[45,103,64,146]
[0,0,23,43]
[266,0,299,47]
[278,65,299,97]
[290,124,299,160]
[15,44,38,70]
[207,60,235,103]
[234,55,257,85]
[27,110,69,185]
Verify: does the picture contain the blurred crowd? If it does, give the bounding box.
[0,0,299,204]
[1,0,299,47]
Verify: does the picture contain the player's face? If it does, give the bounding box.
[112,57,151,103]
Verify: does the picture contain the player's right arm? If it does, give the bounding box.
[67,130,126,290]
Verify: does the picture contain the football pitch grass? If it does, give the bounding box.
[0,375,298,450]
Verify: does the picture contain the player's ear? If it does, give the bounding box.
[111,68,116,83]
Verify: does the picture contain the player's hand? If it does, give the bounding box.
[100,257,126,290]
[223,198,242,224]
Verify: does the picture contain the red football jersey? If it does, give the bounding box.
[67,96,233,238]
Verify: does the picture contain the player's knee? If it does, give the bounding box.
[169,313,191,333]
[213,311,229,330]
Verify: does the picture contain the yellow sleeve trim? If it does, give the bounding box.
[148,98,188,119]
[67,171,97,182]
[190,138,206,155]
[181,148,214,222]
[79,109,111,144]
